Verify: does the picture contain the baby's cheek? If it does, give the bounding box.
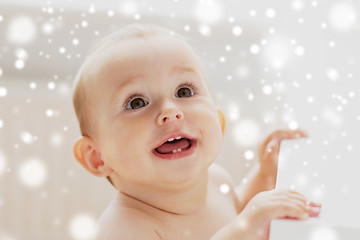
[200,109,223,152]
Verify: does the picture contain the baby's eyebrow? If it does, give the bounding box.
[171,66,199,75]
[115,74,143,89]
[110,75,143,104]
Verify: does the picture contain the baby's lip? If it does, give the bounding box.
[152,132,196,151]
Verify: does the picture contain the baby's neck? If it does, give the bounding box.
[115,170,209,215]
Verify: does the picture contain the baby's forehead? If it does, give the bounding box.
[94,35,196,63]
[83,35,202,85]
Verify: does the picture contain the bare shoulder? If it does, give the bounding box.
[95,195,163,240]
[208,163,237,200]
[208,163,236,187]
[208,163,239,215]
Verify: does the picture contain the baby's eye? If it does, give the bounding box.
[125,97,148,109]
[176,87,194,98]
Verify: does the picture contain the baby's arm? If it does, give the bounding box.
[235,129,308,212]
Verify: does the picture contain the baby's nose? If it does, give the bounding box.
[156,101,184,125]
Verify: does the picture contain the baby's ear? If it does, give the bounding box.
[217,109,226,135]
[73,137,113,177]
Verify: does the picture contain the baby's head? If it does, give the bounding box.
[73,24,225,190]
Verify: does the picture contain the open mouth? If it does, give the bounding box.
[153,135,197,160]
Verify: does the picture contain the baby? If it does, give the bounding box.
[72,24,321,240]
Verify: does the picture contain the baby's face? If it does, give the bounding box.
[85,35,223,186]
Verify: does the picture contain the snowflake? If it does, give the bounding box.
[69,214,97,239]
[0,151,7,176]
[232,119,260,147]
[0,87,7,97]
[18,158,47,188]
[7,15,37,45]
[328,2,357,32]
[194,0,224,25]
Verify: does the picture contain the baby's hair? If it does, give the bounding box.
[72,23,188,137]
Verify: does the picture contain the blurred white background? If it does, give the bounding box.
[0,0,359,239]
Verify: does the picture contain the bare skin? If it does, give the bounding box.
[96,164,238,240]
[73,34,321,240]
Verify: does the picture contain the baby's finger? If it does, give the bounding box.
[265,129,308,144]
[265,190,308,219]
[285,194,322,218]
[306,202,322,217]
[308,207,321,217]
[286,190,308,204]
[274,129,308,141]
[259,129,308,155]
[307,202,322,208]
[272,201,309,220]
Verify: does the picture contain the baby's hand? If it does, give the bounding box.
[235,189,321,240]
[258,129,308,179]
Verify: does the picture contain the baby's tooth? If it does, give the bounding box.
[172,149,182,154]
[175,136,181,140]
[168,138,174,142]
